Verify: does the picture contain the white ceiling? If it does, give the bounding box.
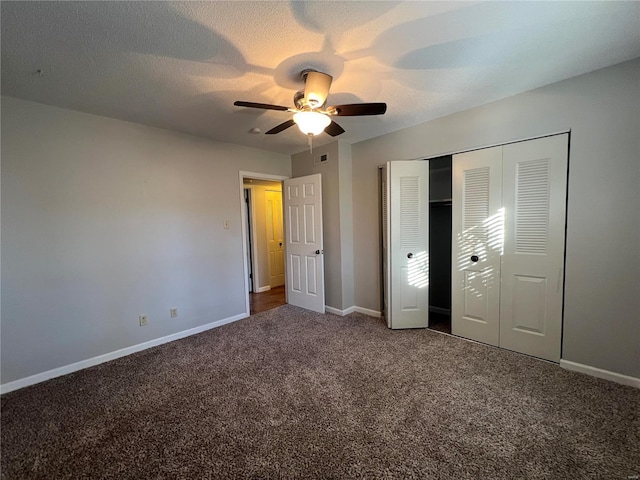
[2,1,639,155]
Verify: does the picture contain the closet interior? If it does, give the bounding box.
[427,156,452,334]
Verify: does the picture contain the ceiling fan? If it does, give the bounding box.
[234,70,387,141]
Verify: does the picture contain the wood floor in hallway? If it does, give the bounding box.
[250,285,286,315]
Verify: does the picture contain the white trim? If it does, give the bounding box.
[256,286,271,293]
[325,306,382,317]
[560,360,640,389]
[376,131,572,165]
[239,176,251,316]
[243,186,258,293]
[239,171,290,183]
[325,306,356,316]
[354,306,382,318]
[1,312,248,394]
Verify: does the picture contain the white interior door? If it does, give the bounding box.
[284,174,325,313]
[452,147,503,345]
[499,134,568,362]
[266,190,285,288]
[387,160,430,329]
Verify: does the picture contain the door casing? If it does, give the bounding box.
[239,171,289,316]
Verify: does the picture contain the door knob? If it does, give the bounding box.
[407,253,414,259]
[279,242,282,247]
[315,250,323,254]
[470,255,479,262]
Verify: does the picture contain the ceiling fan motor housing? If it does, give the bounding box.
[293,90,307,110]
[300,70,333,109]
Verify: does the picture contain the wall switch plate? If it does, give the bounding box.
[223,220,230,229]
[139,315,148,326]
[170,307,178,318]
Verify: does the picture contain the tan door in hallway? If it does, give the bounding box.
[266,189,285,288]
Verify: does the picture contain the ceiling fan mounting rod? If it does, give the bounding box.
[299,68,323,81]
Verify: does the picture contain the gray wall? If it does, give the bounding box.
[3,58,638,385]
[1,97,291,384]
[291,141,354,311]
[351,59,640,378]
[338,142,355,309]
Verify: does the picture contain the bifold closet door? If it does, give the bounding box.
[451,147,503,345]
[386,160,430,329]
[499,134,568,362]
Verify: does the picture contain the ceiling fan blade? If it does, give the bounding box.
[234,101,289,111]
[265,119,296,135]
[325,120,345,137]
[328,103,387,116]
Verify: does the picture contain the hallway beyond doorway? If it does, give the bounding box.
[250,286,286,315]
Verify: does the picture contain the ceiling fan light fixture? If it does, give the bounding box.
[293,111,331,136]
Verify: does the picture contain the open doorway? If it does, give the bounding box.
[239,171,289,315]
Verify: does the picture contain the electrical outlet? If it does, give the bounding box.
[170,307,178,318]
[139,314,148,326]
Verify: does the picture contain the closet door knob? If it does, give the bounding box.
[407,253,414,259]
[470,255,479,263]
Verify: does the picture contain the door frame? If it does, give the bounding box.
[243,187,258,293]
[239,171,289,316]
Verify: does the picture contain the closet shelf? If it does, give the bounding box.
[429,198,452,206]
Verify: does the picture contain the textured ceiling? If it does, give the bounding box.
[2,1,639,154]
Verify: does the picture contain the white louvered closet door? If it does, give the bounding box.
[499,134,568,362]
[452,147,503,345]
[387,161,430,329]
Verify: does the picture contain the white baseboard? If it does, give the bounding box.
[354,306,382,318]
[0,312,248,395]
[560,360,640,389]
[325,305,382,318]
[325,306,356,316]
[256,286,271,293]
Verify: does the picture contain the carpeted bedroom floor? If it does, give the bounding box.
[1,305,638,479]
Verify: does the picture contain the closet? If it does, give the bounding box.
[452,134,568,361]
[382,133,569,363]
[428,157,452,333]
